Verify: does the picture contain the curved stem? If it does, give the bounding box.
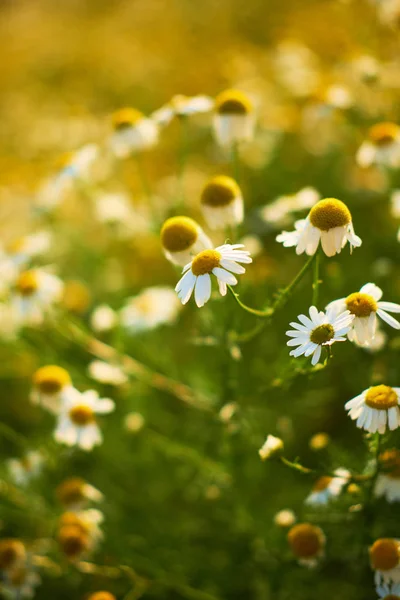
[280,456,373,483]
[228,286,273,317]
[312,251,320,306]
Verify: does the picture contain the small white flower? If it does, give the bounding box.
[357,122,400,168]
[345,385,400,434]
[124,412,145,433]
[213,89,255,148]
[376,582,400,599]
[2,566,41,599]
[175,244,252,307]
[94,192,135,226]
[276,198,361,257]
[305,468,350,506]
[261,187,320,228]
[12,269,64,327]
[160,216,213,267]
[120,286,181,332]
[152,94,214,126]
[286,306,354,366]
[370,538,400,585]
[326,283,400,346]
[7,451,44,487]
[109,108,158,158]
[90,304,117,333]
[3,231,52,268]
[258,435,284,460]
[200,175,243,230]
[31,365,73,414]
[88,361,128,386]
[56,477,103,510]
[390,189,400,219]
[274,509,296,528]
[375,450,400,503]
[54,389,115,451]
[288,523,326,568]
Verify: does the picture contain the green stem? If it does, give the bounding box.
[280,456,373,482]
[176,117,189,211]
[0,422,29,449]
[312,251,320,306]
[231,142,240,183]
[228,253,316,321]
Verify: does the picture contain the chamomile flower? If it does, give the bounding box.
[276,198,361,257]
[160,216,213,267]
[109,108,158,158]
[2,566,41,599]
[261,187,320,228]
[376,582,400,599]
[0,540,26,572]
[305,469,350,506]
[12,269,64,326]
[3,231,52,268]
[152,94,214,126]
[200,175,244,230]
[287,523,326,568]
[7,451,44,487]
[213,89,255,148]
[88,361,128,386]
[345,385,400,434]
[274,509,296,528]
[56,477,103,510]
[31,365,73,414]
[175,244,252,307]
[258,435,284,460]
[375,450,400,503]
[120,286,181,332]
[286,306,354,366]
[370,538,400,585]
[326,283,400,346]
[357,122,400,168]
[54,389,115,451]
[90,304,117,333]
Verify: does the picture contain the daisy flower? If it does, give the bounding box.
[175,244,252,307]
[12,269,64,326]
[200,175,244,230]
[213,89,255,148]
[90,304,117,333]
[152,94,214,126]
[357,122,400,168]
[0,539,26,573]
[274,509,296,528]
[109,107,158,158]
[305,468,350,506]
[56,478,103,510]
[326,283,400,346]
[160,216,212,267]
[287,523,326,568]
[376,582,400,599]
[261,186,320,228]
[88,361,128,386]
[286,306,354,366]
[3,231,52,268]
[276,198,361,257]
[31,365,73,414]
[370,538,400,585]
[54,389,115,451]
[375,450,400,503]
[345,385,400,434]
[120,286,181,332]
[258,435,284,460]
[6,451,44,487]
[2,566,41,599]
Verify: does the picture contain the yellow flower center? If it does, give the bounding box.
[365,385,398,410]
[191,250,221,276]
[379,450,400,479]
[370,539,400,571]
[16,271,39,296]
[369,122,400,147]
[345,292,377,317]
[69,405,95,426]
[312,476,333,492]
[0,540,25,570]
[383,596,400,600]
[5,238,25,255]
[88,593,117,600]
[309,198,351,231]
[56,478,86,506]
[160,216,199,252]
[33,365,71,395]
[58,525,89,558]
[112,107,144,130]
[215,89,253,115]
[310,324,334,345]
[201,175,241,207]
[288,523,324,558]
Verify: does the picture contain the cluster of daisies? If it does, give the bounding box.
[32,365,114,451]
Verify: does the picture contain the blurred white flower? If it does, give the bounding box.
[356,122,400,168]
[375,449,400,503]
[305,469,350,506]
[7,451,44,487]
[12,269,64,327]
[258,435,284,460]
[276,198,361,257]
[120,286,180,332]
[326,283,400,346]
[94,192,135,226]
[90,304,117,333]
[261,187,320,228]
[54,389,115,451]
[31,365,73,414]
[274,509,296,527]
[391,189,400,218]
[272,40,320,98]
[3,231,52,268]
[124,412,145,433]
[376,582,400,599]
[109,108,158,158]
[56,477,103,510]
[213,89,255,147]
[200,175,243,230]
[2,566,41,599]
[175,244,252,307]
[345,385,400,434]
[152,94,214,126]
[286,306,353,365]
[88,360,128,386]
